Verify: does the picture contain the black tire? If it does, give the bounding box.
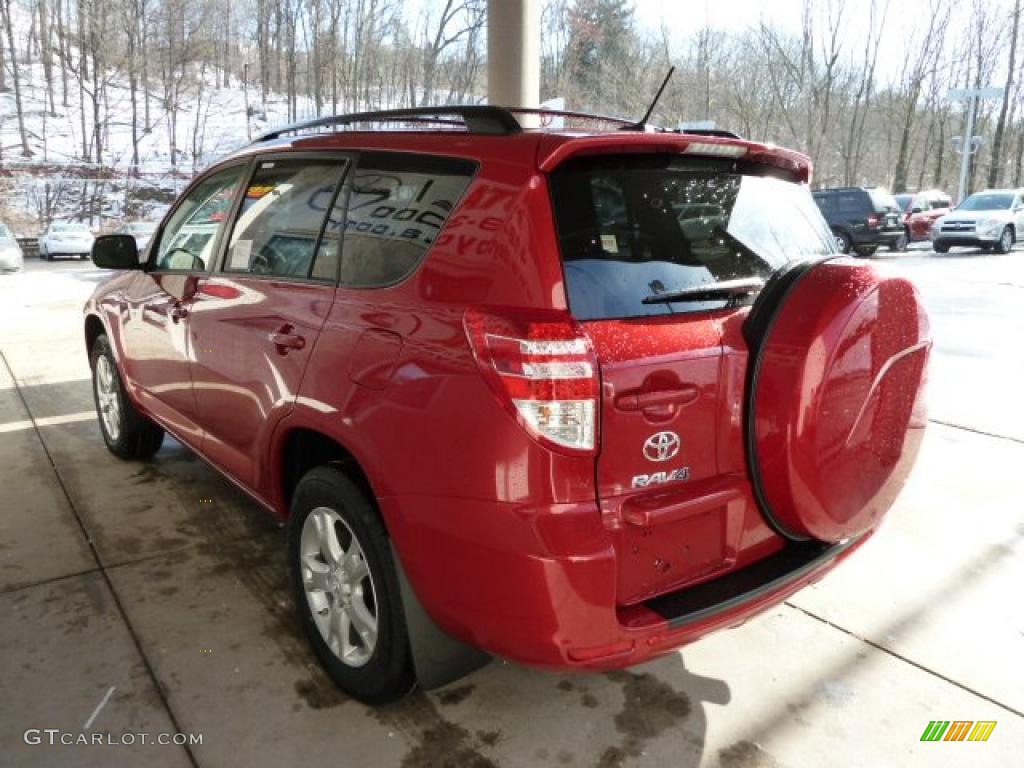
[933,241,949,254]
[288,465,415,705]
[90,334,165,459]
[832,230,851,254]
[40,249,50,261]
[892,230,909,252]
[995,226,1013,255]
[853,245,878,257]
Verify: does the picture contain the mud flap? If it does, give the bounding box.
[391,544,491,690]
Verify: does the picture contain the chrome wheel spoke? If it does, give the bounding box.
[349,592,378,649]
[302,555,331,592]
[315,509,344,566]
[329,603,352,657]
[344,539,369,584]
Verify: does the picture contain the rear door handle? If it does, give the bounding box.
[270,325,306,354]
[614,385,699,411]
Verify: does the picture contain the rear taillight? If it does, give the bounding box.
[464,308,598,454]
[866,214,880,229]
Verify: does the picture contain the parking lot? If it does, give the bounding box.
[1,245,1022,768]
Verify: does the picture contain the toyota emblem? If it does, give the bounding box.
[643,431,680,462]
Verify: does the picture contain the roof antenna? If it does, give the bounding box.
[624,67,675,131]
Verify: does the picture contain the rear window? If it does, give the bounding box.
[549,156,835,320]
[867,188,900,213]
[319,152,476,288]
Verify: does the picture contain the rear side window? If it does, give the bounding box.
[320,153,475,288]
[222,159,348,280]
[836,192,863,213]
[549,155,835,321]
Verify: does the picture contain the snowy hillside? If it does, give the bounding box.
[0,4,317,235]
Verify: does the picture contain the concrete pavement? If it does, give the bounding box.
[1,250,1022,767]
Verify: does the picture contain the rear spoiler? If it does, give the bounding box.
[537,133,813,184]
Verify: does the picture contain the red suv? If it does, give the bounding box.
[84,106,931,704]
[894,190,952,243]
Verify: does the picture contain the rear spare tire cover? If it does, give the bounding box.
[748,259,931,542]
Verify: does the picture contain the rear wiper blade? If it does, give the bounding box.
[641,277,765,305]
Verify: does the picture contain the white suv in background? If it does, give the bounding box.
[932,189,1024,254]
[0,221,24,271]
[39,221,96,261]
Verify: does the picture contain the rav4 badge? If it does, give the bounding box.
[632,467,691,489]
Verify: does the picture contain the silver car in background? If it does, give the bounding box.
[0,221,24,271]
[932,189,1024,254]
[39,221,95,261]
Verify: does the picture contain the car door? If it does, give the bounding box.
[1014,193,1024,240]
[119,163,247,444]
[185,155,349,494]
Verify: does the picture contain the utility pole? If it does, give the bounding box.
[948,86,1003,203]
[487,0,540,126]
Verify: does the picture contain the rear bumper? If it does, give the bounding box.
[854,228,903,247]
[384,494,870,670]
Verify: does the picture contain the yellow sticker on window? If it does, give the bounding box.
[601,234,618,253]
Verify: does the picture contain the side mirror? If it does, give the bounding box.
[92,234,142,269]
[910,206,922,214]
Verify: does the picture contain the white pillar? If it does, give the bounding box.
[487,0,540,123]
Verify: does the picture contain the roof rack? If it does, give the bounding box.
[253,105,523,142]
[504,106,634,128]
[252,103,743,143]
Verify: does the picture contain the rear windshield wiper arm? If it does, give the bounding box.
[642,277,765,305]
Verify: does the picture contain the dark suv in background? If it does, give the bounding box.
[813,186,906,255]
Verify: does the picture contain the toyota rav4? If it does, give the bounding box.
[83,105,931,704]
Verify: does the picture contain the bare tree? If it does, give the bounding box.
[1,0,33,156]
[987,0,1020,186]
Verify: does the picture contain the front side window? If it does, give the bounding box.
[550,155,836,320]
[154,166,245,271]
[223,159,348,280]
[319,153,475,288]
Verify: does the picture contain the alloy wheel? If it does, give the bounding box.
[94,356,121,442]
[300,506,378,668]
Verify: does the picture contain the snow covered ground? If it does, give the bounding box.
[0,4,316,236]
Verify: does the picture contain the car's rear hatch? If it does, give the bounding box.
[867,188,904,233]
[546,149,929,608]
